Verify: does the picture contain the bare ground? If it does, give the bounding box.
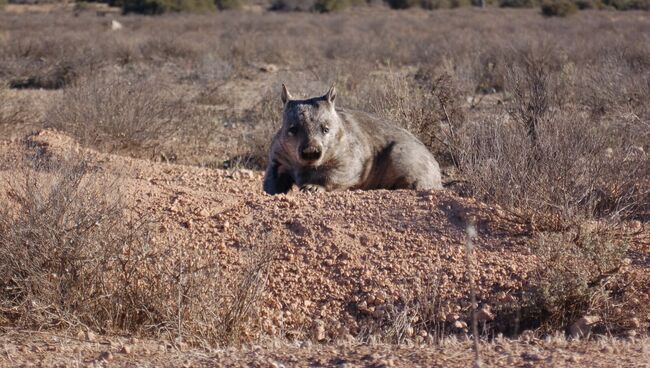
[1,328,649,367]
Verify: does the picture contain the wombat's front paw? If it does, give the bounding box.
[300,184,325,193]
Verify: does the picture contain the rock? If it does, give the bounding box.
[446,313,459,323]
[453,320,468,330]
[111,20,123,31]
[259,64,278,73]
[404,326,414,337]
[85,331,97,342]
[568,355,580,363]
[521,351,542,361]
[601,345,614,354]
[570,316,601,339]
[476,305,495,321]
[120,345,132,354]
[629,317,641,329]
[99,351,113,362]
[198,208,211,218]
[520,330,535,342]
[312,320,326,341]
[3,344,16,354]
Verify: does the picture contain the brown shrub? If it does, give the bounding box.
[517,224,640,335]
[0,151,275,346]
[459,43,650,225]
[46,72,185,159]
[541,0,578,16]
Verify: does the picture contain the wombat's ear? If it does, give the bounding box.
[281,84,293,105]
[324,85,337,105]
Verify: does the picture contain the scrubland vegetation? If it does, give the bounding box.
[0,1,649,354]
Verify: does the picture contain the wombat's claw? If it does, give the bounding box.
[300,184,325,193]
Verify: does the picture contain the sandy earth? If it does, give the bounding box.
[1,328,649,367]
[0,130,649,367]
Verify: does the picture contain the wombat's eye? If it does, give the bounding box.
[321,126,330,134]
[288,126,298,135]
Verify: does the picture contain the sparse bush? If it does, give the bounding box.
[315,0,361,12]
[122,0,216,14]
[358,69,465,167]
[603,0,650,9]
[386,0,420,8]
[574,0,603,8]
[270,0,360,11]
[226,91,282,169]
[46,72,184,158]
[456,44,650,225]
[421,0,450,7]
[0,150,275,344]
[216,0,246,9]
[541,0,578,16]
[270,0,316,10]
[421,0,471,7]
[499,0,537,7]
[0,152,130,330]
[449,0,472,7]
[524,225,631,334]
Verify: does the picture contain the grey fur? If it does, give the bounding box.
[263,85,443,194]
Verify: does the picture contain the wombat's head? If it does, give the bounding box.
[279,84,342,167]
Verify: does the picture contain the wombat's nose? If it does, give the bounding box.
[300,146,322,161]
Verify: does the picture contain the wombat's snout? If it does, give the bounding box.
[300,145,323,162]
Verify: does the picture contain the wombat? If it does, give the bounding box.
[263,85,443,194]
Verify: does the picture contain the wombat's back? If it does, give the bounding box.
[336,108,443,190]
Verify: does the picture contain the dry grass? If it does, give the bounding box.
[492,223,647,337]
[0,150,275,347]
[46,71,185,159]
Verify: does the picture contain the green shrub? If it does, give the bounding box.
[528,226,629,333]
[386,0,420,8]
[422,0,472,8]
[574,0,603,8]
[450,0,471,7]
[122,0,216,14]
[541,0,578,15]
[499,0,538,7]
[270,0,315,11]
[314,0,360,12]
[421,0,450,7]
[603,0,650,9]
[216,0,245,9]
[271,0,362,11]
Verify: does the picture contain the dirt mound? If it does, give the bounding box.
[1,130,648,342]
